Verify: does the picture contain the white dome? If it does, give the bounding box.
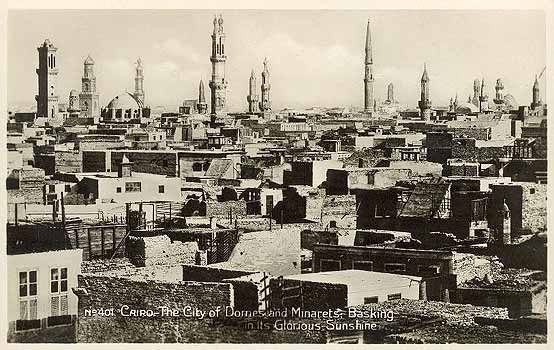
[106,92,142,110]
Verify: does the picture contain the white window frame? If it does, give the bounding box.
[18,269,39,321]
[49,267,69,317]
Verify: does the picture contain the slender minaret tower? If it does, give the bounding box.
[494,78,504,105]
[453,93,458,111]
[259,57,272,112]
[134,58,145,106]
[79,55,100,118]
[209,15,228,115]
[247,69,259,113]
[364,19,374,112]
[531,75,542,110]
[197,80,208,114]
[479,78,489,112]
[386,83,394,103]
[471,78,481,107]
[418,63,432,120]
[35,39,59,119]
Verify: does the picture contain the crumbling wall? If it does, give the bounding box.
[320,195,356,229]
[453,254,493,285]
[56,150,82,173]
[520,183,547,234]
[126,235,198,267]
[269,278,347,311]
[206,200,248,219]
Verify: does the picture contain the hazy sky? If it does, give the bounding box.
[8,10,546,111]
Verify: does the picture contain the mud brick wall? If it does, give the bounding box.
[55,150,82,173]
[269,278,347,311]
[321,195,356,229]
[206,200,248,218]
[448,163,479,176]
[78,141,124,151]
[451,143,505,162]
[452,254,492,285]
[451,128,489,140]
[7,168,45,204]
[182,265,253,282]
[520,183,547,233]
[111,151,178,176]
[343,148,387,168]
[126,235,198,267]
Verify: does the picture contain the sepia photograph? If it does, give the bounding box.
[3,3,550,345]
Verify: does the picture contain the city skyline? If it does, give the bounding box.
[8,10,546,111]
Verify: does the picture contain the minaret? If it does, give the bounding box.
[449,98,454,112]
[68,89,80,117]
[493,78,504,109]
[531,75,542,110]
[197,80,208,114]
[209,15,228,115]
[364,19,374,112]
[134,58,145,106]
[418,63,432,121]
[35,39,59,119]
[471,78,481,107]
[479,78,489,112]
[79,55,100,118]
[453,93,458,111]
[259,57,272,112]
[247,69,259,113]
[386,83,394,103]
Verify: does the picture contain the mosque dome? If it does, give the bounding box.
[503,94,518,109]
[69,89,79,96]
[107,92,142,110]
[455,102,479,114]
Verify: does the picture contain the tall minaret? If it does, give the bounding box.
[364,19,374,112]
[531,75,542,109]
[197,80,208,114]
[134,58,145,106]
[259,57,272,112]
[471,79,481,107]
[494,78,504,106]
[209,15,228,115]
[247,69,259,113]
[79,55,100,118]
[418,63,432,121]
[35,39,59,119]
[479,78,489,112]
[386,83,394,103]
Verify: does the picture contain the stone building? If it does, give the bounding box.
[35,39,59,120]
[79,55,100,118]
[209,15,227,115]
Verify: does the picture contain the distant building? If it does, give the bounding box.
[35,39,59,119]
[209,15,227,115]
[418,64,432,120]
[364,19,374,112]
[133,58,145,105]
[259,57,272,113]
[247,69,259,113]
[79,55,100,118]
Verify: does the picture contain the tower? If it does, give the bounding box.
[364,19,374,112]
[386,83,394,103]
[79,55,100,118]
[247,69,259,113]
[259,57,272,112]
[418,63,432,120]
[197,80,208,114]
[68,89,80,116]
[209,15,228,115]
[471,78,481,107]
[531,75,542,109]
[118,154,133,178]
[494,78,504,105]
[495,200,511,245]
[35,39,59,119]
[479,78,489,112]
[134,58,145,106]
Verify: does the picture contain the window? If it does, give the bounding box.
[320,259,341,272]
[384,263,406,273]
[65,184,71,192]
[192,163,203,172]
[352,261,374,272]
[125,182,141,193]
[19,270,38,322]
[387,293,402,301]
[49,185,55,193]
[158,185,165,193]
[530,188,535,194]
[116,187,122,193]
[364,296,379,304]
[50,268,68,317]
